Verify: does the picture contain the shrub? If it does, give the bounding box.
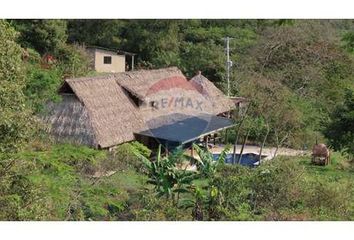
[56,44,91,78]
[11,143,129,220]
[212,158,305,220]
[107,142,151,173]
[131,190,191,221]
[24,64,62,112]
[302,178,354,220]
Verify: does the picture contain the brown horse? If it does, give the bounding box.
[312,143,330,165]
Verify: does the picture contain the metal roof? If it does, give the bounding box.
[135,114,235,145]
[86,45,136,56]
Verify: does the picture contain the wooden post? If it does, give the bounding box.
[225,129,229,143]
[131,55,135,71]
[165,142,169,156]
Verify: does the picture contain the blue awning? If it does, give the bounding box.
[135,113,234,145]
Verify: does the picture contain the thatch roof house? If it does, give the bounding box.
[44,67,238,149]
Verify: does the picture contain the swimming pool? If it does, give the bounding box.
[212,153,261,167]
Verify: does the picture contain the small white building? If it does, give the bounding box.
[86,46,135,73]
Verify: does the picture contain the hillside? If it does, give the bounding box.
[0,19,353,220]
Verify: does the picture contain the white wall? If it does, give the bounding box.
[94,49,126,73]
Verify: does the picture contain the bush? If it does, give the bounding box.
[302,178,354,220]
[9,143,130,220]
[56,44,91,78]
[131,190,191,221]
[107,142,151,173]
[24,64,62,112]
[211,155,354,220]
[51,144,106,175]
[0,20,41,220]
[212,158,305,220]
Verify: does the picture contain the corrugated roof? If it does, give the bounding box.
[86,45,136,56]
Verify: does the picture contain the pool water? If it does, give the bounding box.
[212,153,260,167]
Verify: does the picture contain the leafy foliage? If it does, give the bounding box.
[108,142,151,173]
[0,20,37,152]
[324,88,354,158]
[24,63,62,112]
[193,143,229,178]
[211,154,354,220]
[2,144,129,220]
[12,20,68,54]
[55,44,91,78]
[136,145,198,203]
[0,21,41,220]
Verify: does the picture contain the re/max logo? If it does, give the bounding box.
[150,97,204,111]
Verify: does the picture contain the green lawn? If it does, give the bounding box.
[298,152,354,181]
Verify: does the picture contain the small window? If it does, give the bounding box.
[103,56,112,64]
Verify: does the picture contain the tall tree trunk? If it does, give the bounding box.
[193,201,203,221]
[258,124,270,163]
[232,105,250,164]
[232,135,239,164]
[273,131,289,158]
[238,129,250,164]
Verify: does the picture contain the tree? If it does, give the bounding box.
[12,19,68,54]
[120,20,182,69]
[324,88,354,159]
[67,20,125,49]
[0,20,36,153]
[0,20,40,220]
[342,31,354,53]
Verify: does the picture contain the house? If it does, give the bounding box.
[43,67,239,150]
[85,46,136,73]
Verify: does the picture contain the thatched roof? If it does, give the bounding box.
[64,75,145,148]
[46,67,236,148]
[190,73,235,114]
[114,67,186,100]
[43,95,98,147]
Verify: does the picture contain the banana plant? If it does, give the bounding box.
[192,143,230,178]
[179,185,221,221]
[134,145,198,204]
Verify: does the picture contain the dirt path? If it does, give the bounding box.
[210,144,309,160]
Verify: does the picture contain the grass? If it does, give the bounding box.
[107,169,148,193]
[7,140,354,220]
[297,152,354,181]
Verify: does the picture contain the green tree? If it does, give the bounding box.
[0,20,40,220]
[12,19,68,54]
[0,20,36,153]
[342,31,354,53]
[67,19,125,48]
[324,89,354,158]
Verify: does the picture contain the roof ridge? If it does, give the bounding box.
[65,74,114,83]
[65,66,181,83]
